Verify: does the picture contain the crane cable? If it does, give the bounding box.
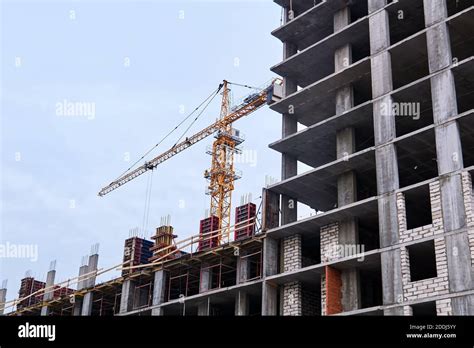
[141,169,154,235]
[171,84,222,148]
[113,83,224,181]
[136,83,223,235]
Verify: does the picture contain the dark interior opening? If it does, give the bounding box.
[388,0,426,45]
[390,33,430,90]
[302,234,321,267]
[404,185,433,230]
[397,129,439,188]
[447,0,474,17]
[407,240,438,281]
[360,266,383,309]
[412,301,437,316]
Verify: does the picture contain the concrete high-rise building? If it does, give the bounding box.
[264,0,474,315]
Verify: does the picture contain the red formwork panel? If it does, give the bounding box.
[18,278,46,309]
[122,237,154,276]
[234,203,256,241]
[198,216,220,251]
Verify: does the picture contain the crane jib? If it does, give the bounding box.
[98,83,274,197]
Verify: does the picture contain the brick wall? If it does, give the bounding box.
[325,266,342,315]
[282,281,302,316]
[461,171,474,267]
[398,181,443,243]
[436,298,453,316]
[283,234,302,272]
[401,238,449,301]
[320,223,340,315]
[282,235,302,315]
[321,274,326,316]
[320,223,339,262]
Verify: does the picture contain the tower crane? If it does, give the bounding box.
[99,78,282,242]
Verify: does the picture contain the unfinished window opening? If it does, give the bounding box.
[302,234,320,267]
[358,213,380,252]
[397,130,439,188]
[388,0,425,45]
[453,64,474,115]
[393,81,435,138]
[247,251,263,281]
[302,282,321,315]
[168,267,200,301]
[349,0,368,24]
[354,121,375,153]
[91,291,121,316]
[449,7,474,62]
[447,0,474,17]
[390,33,430,90]
[209,262,237,290]
[412,301,437,316]
[352,76,373,109]
[407,240,438,282]
[460,116,474,168]
[210,301,235,316]
[355,167,378,202]
[404,185,433,230]
[248,293,262,316]
[360,267,383,309]
[132,278,153,310]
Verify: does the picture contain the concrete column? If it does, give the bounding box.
[81,253,99,316]
[368,0,404,315]
[0,288,7,315]
[119,279,136,314]
[262,237,278,315]
[199,263,212,293]
[451,295,474,315]
[281,6,298,225]
[85,254,99,288]
[73,264,88,316]
[40,269,56,316]
[262,188,280,232]
[262,282,278,316]
[333,6,361,313]
[236,252,250,284]
[81,292,93,316]
[423,0,473,301]
[197,298,210,316]
[235,290,250,316]
[151,270,167,316]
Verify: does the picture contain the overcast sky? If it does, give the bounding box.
[0,0,293,308]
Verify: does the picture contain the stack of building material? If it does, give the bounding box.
[234,202,256,241]
[198,216,220,251]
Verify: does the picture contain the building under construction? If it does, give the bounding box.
[2,0,474,316]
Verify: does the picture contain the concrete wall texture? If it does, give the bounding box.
[267,0,474,316]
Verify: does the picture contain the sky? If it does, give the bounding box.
[0,0,293,308]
